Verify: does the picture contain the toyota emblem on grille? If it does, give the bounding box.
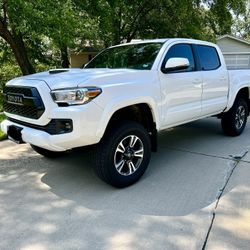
[7,94,24,105]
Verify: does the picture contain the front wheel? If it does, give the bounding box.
[221,98,248,136]
[94,121,151,187]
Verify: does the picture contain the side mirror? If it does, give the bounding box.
[164,57,190,72]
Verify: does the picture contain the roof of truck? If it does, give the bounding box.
[112,38,217,48]
[128,39,169,43]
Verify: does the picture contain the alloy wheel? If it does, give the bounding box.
[114,135,144,176]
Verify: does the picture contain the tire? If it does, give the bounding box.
[221,98,248,136]
[94,121,151,188]
[31,144,66,158]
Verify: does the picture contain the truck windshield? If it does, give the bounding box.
[85,43,163,70]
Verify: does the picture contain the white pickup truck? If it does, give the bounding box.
[1,38,250,187]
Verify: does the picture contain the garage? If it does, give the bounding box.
[217,35,250,70]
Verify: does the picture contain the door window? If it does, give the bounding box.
[196,45,221,71]
[162,44,195,73]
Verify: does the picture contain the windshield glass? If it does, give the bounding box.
[85,43,163,70]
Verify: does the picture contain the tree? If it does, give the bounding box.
[232,0,250,39]
[207,0,247,36]
[0,0,81,74]
[75,0,163,46]
[0,0,35,74]
[76,0,248,47]
[138,0,215,41]
[0,0,249,76]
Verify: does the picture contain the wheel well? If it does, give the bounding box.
[236,88,250,113]
[107,104,158,152]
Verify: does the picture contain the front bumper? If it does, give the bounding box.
[2,119,66,151]
[1,101,104,152]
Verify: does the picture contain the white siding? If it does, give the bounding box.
[217,36,250,69]
[217,37,250,53]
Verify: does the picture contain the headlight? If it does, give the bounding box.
[51,87,102,105]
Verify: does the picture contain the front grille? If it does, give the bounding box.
[3,86,33,97]
[3,104,44,119]
[3,86,45,119]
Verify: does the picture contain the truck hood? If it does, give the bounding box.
[8,68,154,90]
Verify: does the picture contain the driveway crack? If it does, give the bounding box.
[161,146,233,160]
[201,150,249,250]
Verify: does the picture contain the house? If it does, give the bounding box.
[69,47,99,68]
[217,35,250,69]
[69,40,142,68]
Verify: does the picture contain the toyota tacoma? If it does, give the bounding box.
[1,38,250,187]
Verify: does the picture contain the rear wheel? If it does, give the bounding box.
[221,98,248,136]
[94,121,151,187]
[31,145,66,158]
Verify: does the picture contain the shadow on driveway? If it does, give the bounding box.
[40,118,249,216]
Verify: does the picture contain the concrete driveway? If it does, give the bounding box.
[0,117,250,250]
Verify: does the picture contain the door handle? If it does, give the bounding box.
[193,79,202,88]
[193,79,201,84]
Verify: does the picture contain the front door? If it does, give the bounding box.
[159,43,203,127]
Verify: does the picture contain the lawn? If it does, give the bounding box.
[0,113,7,141]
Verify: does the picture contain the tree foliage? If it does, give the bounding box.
[0,39,20,87]
[232,0,250,39]
[0,0,86,74]
[74,0,248,46]
[75,0,208,45]
[207,0,247,36]
[0,0,249,77]
[137,0,214,41]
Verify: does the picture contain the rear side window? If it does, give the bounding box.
[196,45,221,71]
[162,44,195,73]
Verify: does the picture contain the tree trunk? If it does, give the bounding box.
[0,28,35,75]
[12,31,35,75]
[60,45,70,68]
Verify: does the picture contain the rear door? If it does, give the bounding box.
[194,45,229,115]
[159,43,203,127]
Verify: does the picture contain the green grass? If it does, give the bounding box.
[0,113,7,141]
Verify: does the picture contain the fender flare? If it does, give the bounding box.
[225,85,250,112]
[95,96,160,139]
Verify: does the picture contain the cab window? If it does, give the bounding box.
[196,45,221,71]
[162,44,195,73]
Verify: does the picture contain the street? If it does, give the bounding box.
[0,117,250,250]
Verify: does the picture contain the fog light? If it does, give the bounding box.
[56,120,73,134]
[46,119,73,134]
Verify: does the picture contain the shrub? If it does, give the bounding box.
[0,63,21,112]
